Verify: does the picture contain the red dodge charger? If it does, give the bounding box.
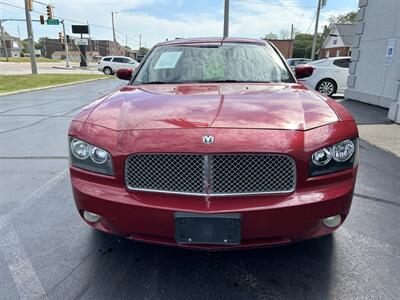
[68,38,358,250]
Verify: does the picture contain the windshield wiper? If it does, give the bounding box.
[196,80,271,83]
[139,81,183,84]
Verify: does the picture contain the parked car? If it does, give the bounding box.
[286,58,311,71]
[69,38,358,250]
[97,56,139,75]
[295,56,351,96]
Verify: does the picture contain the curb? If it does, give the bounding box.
[0,77,112,97]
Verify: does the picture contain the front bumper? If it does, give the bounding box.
[71,166,356,250]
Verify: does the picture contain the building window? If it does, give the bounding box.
[333,39,337,45]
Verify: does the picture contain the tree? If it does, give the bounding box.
[293,33,322,58]
[21,39,29,53]
[139,47,149,55]
[263,32,278,40]
[328,11,357,25]
[279,29,290,39]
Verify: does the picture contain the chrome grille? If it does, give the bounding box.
[125,153,296,196]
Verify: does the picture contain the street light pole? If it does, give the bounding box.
[24,0,37,74]
[223,0,229,37]
[311,0,322,60]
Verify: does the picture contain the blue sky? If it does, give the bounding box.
[1,0,358,49]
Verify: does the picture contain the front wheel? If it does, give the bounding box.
[316,79,336,96]
[103,67,113,75]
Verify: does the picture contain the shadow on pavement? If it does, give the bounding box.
[74,230,335,299]
[339,99,390,125]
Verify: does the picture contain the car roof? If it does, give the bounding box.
[155,37,268,47]
[287,58,311,61]
[103,56,131,59]
[326,56,351,60]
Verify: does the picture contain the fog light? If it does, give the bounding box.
[83,211,101,223]
[322,215,341,228]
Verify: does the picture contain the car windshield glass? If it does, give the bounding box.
[133,43,293,84]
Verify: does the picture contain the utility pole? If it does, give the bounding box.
[290,24,294,39]
[61,20,69,67]
[87,20,92,53]
[125,35,128,47]
[0,20,9,62]
[24,0,37,74]
[311,0,322,60]
[223,0,229,37]
[139,34,142,50]
[111,12,117,43]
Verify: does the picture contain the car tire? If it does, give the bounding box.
[316,79,337,96]
[103,67,113,75]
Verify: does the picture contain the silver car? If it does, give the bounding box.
[97,56,139,75]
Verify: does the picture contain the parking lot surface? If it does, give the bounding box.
[1,79,400,299]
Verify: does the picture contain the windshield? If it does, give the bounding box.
[133,43,293,84]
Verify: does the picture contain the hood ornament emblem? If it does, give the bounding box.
[202,135,215,144]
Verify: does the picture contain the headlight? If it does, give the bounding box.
[309,138,358,177]
[331,140,355,162]
[90,147,109,164]
[69,137,113,175]
[71,139,90,160]
[311,148,332,166]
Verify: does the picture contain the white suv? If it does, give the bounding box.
[98,56,139,75]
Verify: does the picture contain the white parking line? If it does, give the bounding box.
[0,169,68,299]
[0,228,48,300]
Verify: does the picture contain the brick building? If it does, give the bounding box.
[42,38,129,60]
[266,39,294,58]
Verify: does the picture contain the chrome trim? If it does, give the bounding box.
[125,153,297,196]
[125,187,296,197]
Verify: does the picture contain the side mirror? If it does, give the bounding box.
[116,68,132,80]
[295,64,315,79]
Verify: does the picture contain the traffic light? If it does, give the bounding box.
[40,15,45,25]
[27,0,33,11]
[46,5,53,19]
[66,35,71,43]
[58,32,63,42]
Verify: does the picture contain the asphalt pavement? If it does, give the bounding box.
[1,79,399,300]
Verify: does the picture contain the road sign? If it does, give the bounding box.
[47,18,59,25]
[74,38,88,46]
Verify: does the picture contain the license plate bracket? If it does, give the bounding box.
[175,212,241,245]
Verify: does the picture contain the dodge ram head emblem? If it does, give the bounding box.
[202,135,215,144]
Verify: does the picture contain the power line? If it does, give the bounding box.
[32,0,47,5]
[234,0,317,9]
[306,12,316,34]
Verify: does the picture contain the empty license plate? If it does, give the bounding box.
[175,212,241,245]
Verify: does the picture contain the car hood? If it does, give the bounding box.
[85,83,339,131]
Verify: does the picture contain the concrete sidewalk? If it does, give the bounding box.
[0,61,103,75]
[339,99,399,157]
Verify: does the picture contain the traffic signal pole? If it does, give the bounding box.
[24,0,37,74]
[61,20,69,67]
